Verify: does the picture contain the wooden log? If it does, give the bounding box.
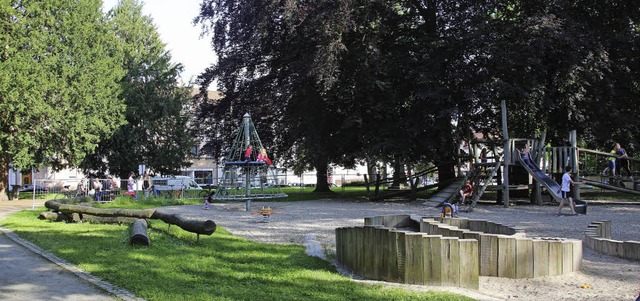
[81,214,139,224]
[150,211,216,235]
[130,219,150,246]
[45,200,216,235]
[38,211,71,222]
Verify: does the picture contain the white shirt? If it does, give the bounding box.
[561,172,572,192]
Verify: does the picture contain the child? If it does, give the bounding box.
[244,145,253,161]
[459,180,473,205]
[203,195,213,210]
[558,166,584,216]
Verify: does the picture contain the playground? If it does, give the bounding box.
[4,115,640,301]
[161,198,640,301]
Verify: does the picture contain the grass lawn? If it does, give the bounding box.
[1,209,472,301]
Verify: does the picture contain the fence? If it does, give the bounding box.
[31,178,207,204]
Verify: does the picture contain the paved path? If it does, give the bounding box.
[0,199,125,301]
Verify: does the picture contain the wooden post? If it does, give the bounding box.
[501,100,510,207]
[570,130,580,200]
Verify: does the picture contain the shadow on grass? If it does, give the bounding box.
[1,210,471,301]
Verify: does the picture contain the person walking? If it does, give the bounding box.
[558,166,584,216]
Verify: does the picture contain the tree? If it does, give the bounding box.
[0,0,125,200]
[80,0,195,179]
[195,0,357,192]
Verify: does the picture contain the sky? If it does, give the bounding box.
[102,0,215,86]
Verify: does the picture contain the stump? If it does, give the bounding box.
[130,219,150,246]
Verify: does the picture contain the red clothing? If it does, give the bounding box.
[462,183,473,196]
[244,146,253,159]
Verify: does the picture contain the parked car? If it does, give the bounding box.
[18,185,47,192]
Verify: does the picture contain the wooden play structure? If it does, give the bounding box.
[336,215,582,289]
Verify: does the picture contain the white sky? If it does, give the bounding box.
[102,0,215,86]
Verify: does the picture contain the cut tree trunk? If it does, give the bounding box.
[150,211,216,235]
[39,211,71,222]
[44,200,216,235]
[130,219,150,246]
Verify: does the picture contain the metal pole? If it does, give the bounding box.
[501,100,510,207]
[243,113,251,203]
[243,113,251,150]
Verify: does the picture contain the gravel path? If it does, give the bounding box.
[157,198,640,301]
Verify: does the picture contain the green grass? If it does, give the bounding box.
[1,210,472,301]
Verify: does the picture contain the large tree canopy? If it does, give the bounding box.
[194,0,640,188]
[80,0,196,178]
[0,0,125,200]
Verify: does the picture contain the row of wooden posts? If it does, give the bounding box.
[336,215,582,290]
[583,220,640,261]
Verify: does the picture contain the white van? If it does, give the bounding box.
[151,176,202,191]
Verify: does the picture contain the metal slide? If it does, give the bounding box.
[517,154,564,202]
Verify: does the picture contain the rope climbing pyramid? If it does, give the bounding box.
[213,113,287,200]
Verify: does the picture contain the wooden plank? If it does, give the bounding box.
[388,229,402,282]
[533,239,549,277]
[403,233,424,284]
[440,237,460,287]
[480,234,499,276]
[548,241,563,276]
[422,235,442,285]
[458,239,479,290]
[561,241,573,274]
[498,236,516,278]
[429,235,443,285]
[515,238,534,278]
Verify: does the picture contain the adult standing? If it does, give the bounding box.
[614,143,632,179]
[142,171,151,198]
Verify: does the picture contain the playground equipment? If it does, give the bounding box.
[250,206,281,222]
[213,113,287,203]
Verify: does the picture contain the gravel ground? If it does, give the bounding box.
[156,198,640,301]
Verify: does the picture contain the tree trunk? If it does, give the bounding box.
[130,219,150,246]
[313,156,331,192]
[390,155,406,189]
[44,200,216,235]
[0,160,9,202]
[150,211,216,235]
[39,211,71,222]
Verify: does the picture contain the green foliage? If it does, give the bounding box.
[0,0,125,170]
[80,0,196,178]
[2,210,472,301]
[194,0,640,174]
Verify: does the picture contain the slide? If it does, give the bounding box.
[517,154,564,202]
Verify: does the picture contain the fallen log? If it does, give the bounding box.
[45,200,155,218]
[151,211,216,235]
[39,211,71,222]
[44,200,216,235]
[130,219,150,246]
[81,214,139,224]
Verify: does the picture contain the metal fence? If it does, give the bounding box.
[23,173,374,207]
